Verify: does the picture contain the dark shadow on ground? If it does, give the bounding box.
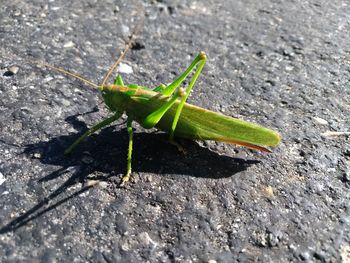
[0,111,259,233]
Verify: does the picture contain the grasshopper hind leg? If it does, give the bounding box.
[142,52,207,153]
[168,52,206,141]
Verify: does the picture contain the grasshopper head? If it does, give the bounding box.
[101,85,129,112]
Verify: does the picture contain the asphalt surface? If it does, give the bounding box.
[1,0,350,262]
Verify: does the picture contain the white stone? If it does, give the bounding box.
[117,63,133,74]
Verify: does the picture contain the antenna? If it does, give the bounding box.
[28,6,144,90]
[100,7,145,88]
[28,59,99,89]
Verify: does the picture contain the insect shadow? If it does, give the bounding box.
[30,109,260,180]
[0,110,260,233]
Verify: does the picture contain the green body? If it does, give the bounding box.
[102,85,280,150]
[65,51,281,184]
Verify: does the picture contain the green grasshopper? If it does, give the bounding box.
[36,26,281,185]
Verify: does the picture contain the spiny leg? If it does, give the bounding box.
[159,51,207,96]
[64,112,122,155]
[141,52,206,152]
[120,118,133,186]
[169,52,206,141]
[143,52,207,130]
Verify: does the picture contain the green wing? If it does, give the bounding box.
[126,91,281,152]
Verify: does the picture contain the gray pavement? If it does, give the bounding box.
[1,0,349,262]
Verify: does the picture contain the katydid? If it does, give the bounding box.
[34,31,281,186]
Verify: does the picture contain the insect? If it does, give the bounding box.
[33,19,281,186]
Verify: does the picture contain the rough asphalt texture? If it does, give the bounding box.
[1,0,350,262]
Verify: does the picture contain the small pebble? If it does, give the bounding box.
[0,172,6,186]
[321,131,350,138]
[263,185,274,198]
[63,41,75,48]
[121,25,130,35]
[13,10,21,16]
[3,66,19,77]
[8,66,19,74]
[313,117,328,125]
[61,98,71,107]
[33,152,42,159]
[117,63,133,74]
[85,180,108,188]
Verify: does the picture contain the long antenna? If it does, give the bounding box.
[100,8,145,88]
[28,7,144,90]
[28,59,100,89]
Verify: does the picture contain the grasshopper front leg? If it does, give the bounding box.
[64,112,122,155]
